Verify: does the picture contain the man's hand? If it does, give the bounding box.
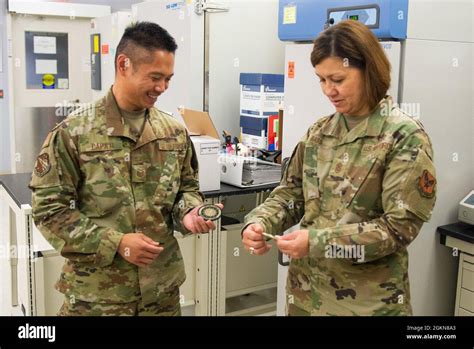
[183,204,224,234]
[276,230,309,259]
[118,233,164,267]
[242,223,273,256]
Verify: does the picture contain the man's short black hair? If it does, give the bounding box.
[115,21,177,71]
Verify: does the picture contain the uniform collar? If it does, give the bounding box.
[321,96,391,144]
[135,113,159,149]
[104,87,160,148]
[105,87,135,141]
[321,112,345,139]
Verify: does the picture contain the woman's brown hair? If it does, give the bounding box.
[311,20,391,111]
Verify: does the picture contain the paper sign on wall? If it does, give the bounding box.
[36,59,58,74]
[288,61,295,79]
[33,36,57,54]
[283,5,297,25]
[58,78,69,89]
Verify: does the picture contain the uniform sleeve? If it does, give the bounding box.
[30,127,123,266]
[243,135,307,236]
[308,129,437,263]
[172,135,205,235]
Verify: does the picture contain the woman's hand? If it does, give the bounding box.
[276,230,309,259]
[242,223,272,255]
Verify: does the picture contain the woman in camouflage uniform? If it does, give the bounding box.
[242,20,436,316]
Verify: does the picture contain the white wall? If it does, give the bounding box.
[404,0,474,316]
[0,0,11,174]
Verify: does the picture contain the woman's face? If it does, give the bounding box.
[315,56,370,117]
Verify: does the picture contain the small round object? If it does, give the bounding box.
[249,247,255,255]
[198,204,222,221]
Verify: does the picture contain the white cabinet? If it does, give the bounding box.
[219,191,278,316]
[455,253,474,316]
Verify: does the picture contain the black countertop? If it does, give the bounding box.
[0,173,34,208]
[0,173,278,208]
[204,182,277,198]
[437,222,474,244]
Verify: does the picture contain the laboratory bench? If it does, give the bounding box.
[0,173,279,316]
[437,223,474,316]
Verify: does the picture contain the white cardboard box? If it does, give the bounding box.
[239,73,284,117]
[180,109,221,192]
[241,132,267,149]
[190,136,220,192]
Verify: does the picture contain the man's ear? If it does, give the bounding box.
[116,54,131,75]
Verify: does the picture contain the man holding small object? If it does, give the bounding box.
[30,22,222,316]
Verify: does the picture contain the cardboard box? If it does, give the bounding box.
[179,108,221,192]
[241,132,267,149]
[240,115,268,132]
[239,73,284,117]
[240,114,280,150]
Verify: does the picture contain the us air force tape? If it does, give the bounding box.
[198,204,222,221]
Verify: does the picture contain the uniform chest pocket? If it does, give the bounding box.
[153,140,186,207]
[303,146,320,200]
[78,146,130,216]
[316,144,336,189]
[344,158,384,213]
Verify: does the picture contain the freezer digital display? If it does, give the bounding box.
[328,5,380,28]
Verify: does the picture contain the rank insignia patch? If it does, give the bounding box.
[34,153,51,177]
[418,170,436,198]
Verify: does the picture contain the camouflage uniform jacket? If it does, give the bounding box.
[30,88,204,304]
[245,97,437,315]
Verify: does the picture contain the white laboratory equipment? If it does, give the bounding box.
[7,2,110,174]
[459,190,474,225]
[277,0,473,316]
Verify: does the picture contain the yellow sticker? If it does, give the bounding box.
[93,35,100,53]
[283,5,297,25]
[42,74,55,88]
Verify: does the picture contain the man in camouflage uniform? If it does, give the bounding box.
[242,20,437,316]
[30,22,217,316]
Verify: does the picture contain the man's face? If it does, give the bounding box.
[122,49,175,111]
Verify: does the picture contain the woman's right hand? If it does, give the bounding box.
[242,223,272,256]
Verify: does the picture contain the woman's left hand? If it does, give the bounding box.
[276,230,309,259]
